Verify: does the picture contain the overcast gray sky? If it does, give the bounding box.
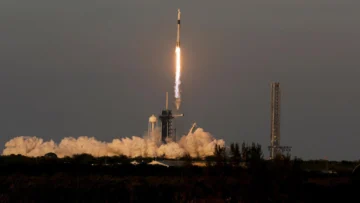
[1,1,359,160]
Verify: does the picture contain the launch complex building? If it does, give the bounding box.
[150,9,291,155]
[147,92,183,143]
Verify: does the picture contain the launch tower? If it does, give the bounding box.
[159,92,174,143]
[159,92,183,143]
[268,82,291,159]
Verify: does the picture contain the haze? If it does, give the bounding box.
[1,1,359,160]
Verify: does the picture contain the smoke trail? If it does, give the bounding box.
[2,127,224,159]
[174,46,181,110]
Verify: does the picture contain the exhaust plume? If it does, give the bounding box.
[174,46,181,110]
[2,127,224,159]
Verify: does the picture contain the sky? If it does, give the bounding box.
[0,0,359,160]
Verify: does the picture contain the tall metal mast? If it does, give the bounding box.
[268,82,291,159]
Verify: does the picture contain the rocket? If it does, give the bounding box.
[176,9,181,47]
[174,9,182,110]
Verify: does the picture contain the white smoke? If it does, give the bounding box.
[2,127,225,159]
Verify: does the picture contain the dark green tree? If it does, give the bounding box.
[205,155,215,167]
[230,142,241,166]
[241,141,248,161]
[182,153,192,167]
[72,153,95,165]
[248,142,263,161]
[214,144,227,166]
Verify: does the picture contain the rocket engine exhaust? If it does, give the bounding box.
[174,9,182,110]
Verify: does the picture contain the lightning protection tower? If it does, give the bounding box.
[268,82,291,159]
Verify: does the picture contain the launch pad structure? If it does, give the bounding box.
[159,92,183,143]
[268,82,291,159]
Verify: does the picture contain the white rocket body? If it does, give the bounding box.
[176,9,181,47]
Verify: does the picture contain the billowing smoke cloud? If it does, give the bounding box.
[2,127,225,159]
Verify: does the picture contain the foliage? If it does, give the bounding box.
[0,153,357,202]
[229,142,241,166]
[72,153,96,165]
[214,144,227,166]
[181,153,192,167]
[239,142,263,163]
